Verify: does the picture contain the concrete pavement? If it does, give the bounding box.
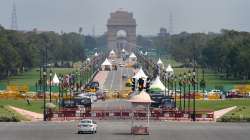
[0,121,250,140]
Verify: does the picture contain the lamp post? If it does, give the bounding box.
[183,73,186,112]
[43,70,47,121]
[192,68,196,121]
[42,45,48,121]
[188,70,191,116]
[49,69,52,103]
[174,75,177,108]
[39,65,42,92]
[164,70,167,96]
[167,72,170,96]
[58,76,61,111]
[179,74,182,111]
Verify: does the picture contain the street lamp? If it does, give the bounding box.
[42,45,48,121]
[167,72,170,96]
[166,64,174,97]
[49,69,52,103]
[164,70,167,96]
[188,70,191,116]
[178,74,182,111]
[174,75,177,108]
[43,70,47,121]
[183,73,187,112]
[192,68,196,121]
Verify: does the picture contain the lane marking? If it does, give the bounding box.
[120,67,123,90]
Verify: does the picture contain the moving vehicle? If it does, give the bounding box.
[77,119,97,134]
[84,82,99,92]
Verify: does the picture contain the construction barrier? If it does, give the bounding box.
[50,108,214,122]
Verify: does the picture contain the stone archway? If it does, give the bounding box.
[107,9,136,51]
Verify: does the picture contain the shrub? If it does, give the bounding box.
[0,116,20,122]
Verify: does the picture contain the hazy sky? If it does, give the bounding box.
[0,0,249,35]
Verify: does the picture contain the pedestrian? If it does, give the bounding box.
[26,96,31,105]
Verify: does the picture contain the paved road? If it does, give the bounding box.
[103,66,133,91]
[0,121,250,140]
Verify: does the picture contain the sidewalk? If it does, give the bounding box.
[214,106,237,120]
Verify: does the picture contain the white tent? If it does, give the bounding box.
[109,50,116,59]
[166,64,174,75]
[94,52,98,56]
[150,76,167,91]
[110,50,115,55]
[101,58,112,71]
[144,51,148,56]
[122,48,126,53]
[129,52,137,64]
[129,52,137,58]
[157,58,163,65]
[52,73,60,85]
[133,68,148,79]
[86,58,91,62]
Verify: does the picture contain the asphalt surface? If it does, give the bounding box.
[103,66,133,91]
[1,121,250,140]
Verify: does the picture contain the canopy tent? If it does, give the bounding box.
[94,52,98,56]
[150,76,167,91]
[157,58,163,65]
[144,51,148,56]
[133,68,148,80]
[101,58,112,71]
[110,50,115,54]
[52,73,60,85]
[109,50,116,59]
[129,52,137,64]
[166,64,174,75]
[86,58,91,62]
[129,52,137,58]
[121,48,126,53]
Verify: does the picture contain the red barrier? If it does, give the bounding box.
[51,108,214,121]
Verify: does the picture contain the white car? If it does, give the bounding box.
[77,119,97,134]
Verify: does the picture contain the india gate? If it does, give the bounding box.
[107,9,136,51]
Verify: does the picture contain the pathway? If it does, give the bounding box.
[214,106,237,120]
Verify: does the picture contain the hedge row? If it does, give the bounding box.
[218,116,250,122]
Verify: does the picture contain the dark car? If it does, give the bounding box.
[160,98,176,109]
[62,97,92,109]
[150,93,174,108]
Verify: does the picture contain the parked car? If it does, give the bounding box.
[77,119,97,134]
[208,89,222,95]
[150,93,175,108]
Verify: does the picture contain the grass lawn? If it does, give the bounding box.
[162,59,183,67]
[173,68,250,90]
[0,99,45,113]
[177,99,250,122]
[192,99,250,111]
[0,68,76,91]
[160,58,250,91]
[0,105,29,121]
[176,99,250,111]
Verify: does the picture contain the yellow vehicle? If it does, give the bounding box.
[118,89,132,99]
[126,78,132,87]
[84,82,99,93]
[2,85,29,99]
